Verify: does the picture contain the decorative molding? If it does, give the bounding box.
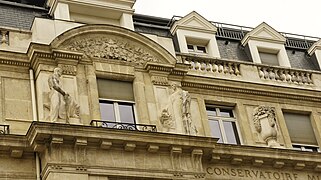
[151,76,169,86]
[181,81,321,103]
[0,59,30,67]
[58,64,77,75]
[53,50,83,60]
[192,149,203,172]
[0,30,9,45]
[65,37,161,66]
[171,146,182,171]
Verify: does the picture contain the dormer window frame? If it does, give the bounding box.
[187,44,207,54]
[241,22,291,67]
[170,11,221,58]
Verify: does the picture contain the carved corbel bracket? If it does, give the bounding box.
[53,49,83,76]
[169,63,190,81]
[192,149,203,172]
[145,62,174,86]
[171,146,182,171]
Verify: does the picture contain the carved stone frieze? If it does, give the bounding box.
[151,76,169,86]
[58,64,77,75]
[65,37,161,65]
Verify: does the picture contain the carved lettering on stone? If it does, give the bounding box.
[253,106,281,148]
[65,37,160,65]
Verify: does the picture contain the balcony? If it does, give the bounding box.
[177,53,321,103]
[90,120,157,132]
[0,125,9,134]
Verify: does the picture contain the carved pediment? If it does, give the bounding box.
[308,39,321,56]
[64,36,161,66]
[170,11,217,34]
[50,25,176,66]
[241,22,286,46]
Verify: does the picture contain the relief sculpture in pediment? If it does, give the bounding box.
[64,37,160,65]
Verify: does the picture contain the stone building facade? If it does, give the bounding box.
[1,0,321,179]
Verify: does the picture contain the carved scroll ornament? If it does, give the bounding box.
[65,37,160,65]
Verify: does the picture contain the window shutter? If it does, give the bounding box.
[97,79,134,101]
[283,113,317,145]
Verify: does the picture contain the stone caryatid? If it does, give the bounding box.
[253,106,280,148]
[48,67,80,123]
[168,82,197,135]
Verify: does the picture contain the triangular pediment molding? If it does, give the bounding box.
[308,39,321,55]
[241,22,286,46]
[170,11,217,35]
[49,25,176,66]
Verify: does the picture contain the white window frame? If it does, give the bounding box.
[99,98,138,124]
[206,106,241,145]
[292,143,320,152]
[187,44,207,54]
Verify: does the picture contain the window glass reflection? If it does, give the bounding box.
[209,120,223,143]
[100,102,115,121]
[119,103,135,124]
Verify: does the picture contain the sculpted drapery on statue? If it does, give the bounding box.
[48,67,80,123]
[168,82,198,135]
[253,106,281,148]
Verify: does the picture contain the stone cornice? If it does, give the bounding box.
[211,144,321,171]
[0,51,30,68]
[2,122,321,174]
[27,122,216,151]
[182,77,321,105]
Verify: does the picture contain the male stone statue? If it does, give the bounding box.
[48,67,79,123]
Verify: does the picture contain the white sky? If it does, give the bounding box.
[134,0,321,38]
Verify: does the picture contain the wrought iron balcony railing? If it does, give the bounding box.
[0,125,9,134]
[90,120,157,132]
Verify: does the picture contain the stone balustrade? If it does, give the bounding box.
[257,66,313,85]
[0,30,9,45]
[181,56,241,76]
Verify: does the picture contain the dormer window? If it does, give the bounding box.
[187,44,207,54]
[170,11,221,58]
[241,22,290,67]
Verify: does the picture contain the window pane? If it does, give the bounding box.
[283,112,317,145]
[187,44,194,51]
[223,121,240,145]
[99,102,115,121]
[209,120,223,143]
[196,46,206,53]
[219,109,233,117]
[119,103,135,124]
[206,107,217,117]
[259,52,279,66]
